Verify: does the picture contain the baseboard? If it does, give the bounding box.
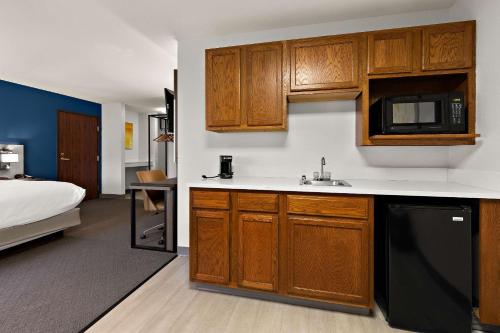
[473,315,500,333]
[192,282,371,316]
[177,246,189,256]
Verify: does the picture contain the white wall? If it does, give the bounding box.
[125,106,151,163]
[138,113,150,162]
[447,0,500,191]
[103,104,158,194]
[124,106,163,189]
[177,9,459,247]
[102,103,125,195]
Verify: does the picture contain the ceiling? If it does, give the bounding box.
[0,0,456,110]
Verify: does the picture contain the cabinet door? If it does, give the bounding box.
[287,215,370,305]
[205,47,241,128]
[243,43,285,128]
[368,30,413,74]
[422,22,474,71]
[289,35,359,91]
[479,200,500,326]
[190,209,230,284]
[238,213,278,291]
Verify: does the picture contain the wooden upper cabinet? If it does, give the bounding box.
[238,213,278,291]
[204,21,476,140]
[190,209,230,285]
[287,215,370,305]
[205,47,241,129]
[289,35,360,91]
[422,22,474,71]
[368,30,413,74]
[243,43,285,128]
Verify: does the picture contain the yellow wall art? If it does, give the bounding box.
[125,122,133,150]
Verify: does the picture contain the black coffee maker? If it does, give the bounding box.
[219,155,233,179]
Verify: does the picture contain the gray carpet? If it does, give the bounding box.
[0,198,176,333]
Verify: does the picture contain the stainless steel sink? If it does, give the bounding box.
[301,179,351,187]
[300,157,351,187]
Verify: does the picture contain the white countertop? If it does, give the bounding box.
[187,177,500,199]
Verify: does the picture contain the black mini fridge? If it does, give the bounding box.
[376,203,472,333]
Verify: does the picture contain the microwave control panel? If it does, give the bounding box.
[451,100,463,124]
[449,93,466,132]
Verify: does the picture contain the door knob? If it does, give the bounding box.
[59,153,70,161]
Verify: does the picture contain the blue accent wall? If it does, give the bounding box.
[0,80,101,182]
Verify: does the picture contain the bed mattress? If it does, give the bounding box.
[0,180,85,229]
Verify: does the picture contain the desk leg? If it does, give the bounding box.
[172,188,177,253]
[131,189,136,248]
[163,189,168,251]
[164,188,177,253]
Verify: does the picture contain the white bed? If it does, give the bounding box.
[0,180,85,249]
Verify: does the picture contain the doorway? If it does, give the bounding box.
[57,111,99,199]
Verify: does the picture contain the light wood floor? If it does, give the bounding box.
[87,256,409,333]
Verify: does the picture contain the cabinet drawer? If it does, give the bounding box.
[287,194,369,219]
[191,190,230,209]
[237,192,279,212]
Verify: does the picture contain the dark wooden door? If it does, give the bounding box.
[57,111,99,200]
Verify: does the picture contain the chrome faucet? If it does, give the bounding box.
[320,157,326,180]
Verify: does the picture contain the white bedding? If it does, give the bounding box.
[0,180,85,229]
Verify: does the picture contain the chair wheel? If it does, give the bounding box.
[140,234,147,239]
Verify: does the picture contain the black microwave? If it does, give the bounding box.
[370,92,466,135]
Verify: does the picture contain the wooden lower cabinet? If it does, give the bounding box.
[189,188,500,322]
[190,189,373,310]
[190,209,230,284]
[479,199,500,326]
[287,215,370,306]
[237,213,278,291]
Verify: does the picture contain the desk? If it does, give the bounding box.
[129,178,177,253]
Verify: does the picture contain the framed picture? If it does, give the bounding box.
[125,122,133,150]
